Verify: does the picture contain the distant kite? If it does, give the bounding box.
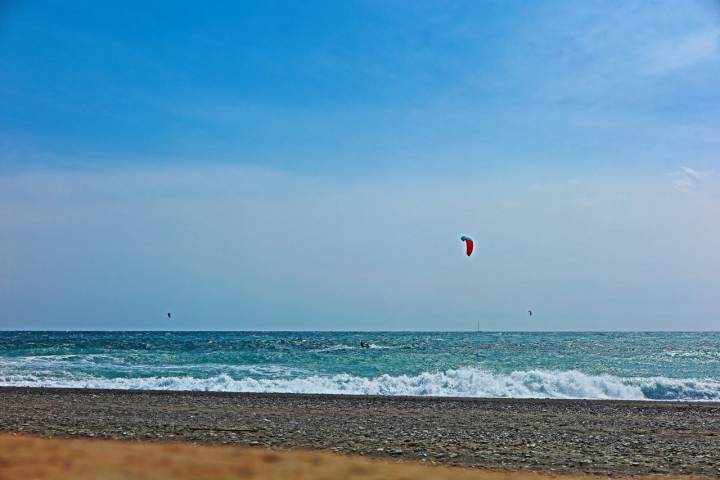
[460,235,474,256]
[167,312,172,319]
[528,310,533,317]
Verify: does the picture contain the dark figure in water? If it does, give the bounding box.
[359,341,370,349]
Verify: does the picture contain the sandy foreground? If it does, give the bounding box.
[0,387,719,477]
[0,433,704,480]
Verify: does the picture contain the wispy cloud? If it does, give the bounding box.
[674,166,711,192]
[643,29,720,75]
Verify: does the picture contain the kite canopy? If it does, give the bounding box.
[460,235,474,256]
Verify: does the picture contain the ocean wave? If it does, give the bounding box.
[309,345,357,353]
[0,356,307,376]
[309,343,393,352]
[1,367,719,401]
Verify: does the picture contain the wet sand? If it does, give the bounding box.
[0,387,719,476]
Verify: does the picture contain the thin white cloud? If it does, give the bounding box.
[674,166,710,192]
[643,29,720,75]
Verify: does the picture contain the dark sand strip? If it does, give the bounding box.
[0,387,718,476]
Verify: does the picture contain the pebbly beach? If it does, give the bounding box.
[1,387,719,477]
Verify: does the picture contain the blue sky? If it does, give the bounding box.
[1,1,718,330]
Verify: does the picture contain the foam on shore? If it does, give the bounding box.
[2,366,718,401]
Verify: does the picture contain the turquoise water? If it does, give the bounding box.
[1,331,719,401]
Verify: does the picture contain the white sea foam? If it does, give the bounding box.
[1,367,719,401]
[310,343,394,352]
[0,356,307,377]
[310,344,357,353]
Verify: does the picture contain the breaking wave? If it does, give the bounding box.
[1,367,719,401]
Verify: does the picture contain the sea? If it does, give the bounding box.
[1,331,719,401]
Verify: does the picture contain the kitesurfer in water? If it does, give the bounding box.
[359,341,370,349]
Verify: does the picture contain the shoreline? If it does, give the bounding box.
[1,386,719,476]
[2,385,719,409]
[3,384,719,405]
